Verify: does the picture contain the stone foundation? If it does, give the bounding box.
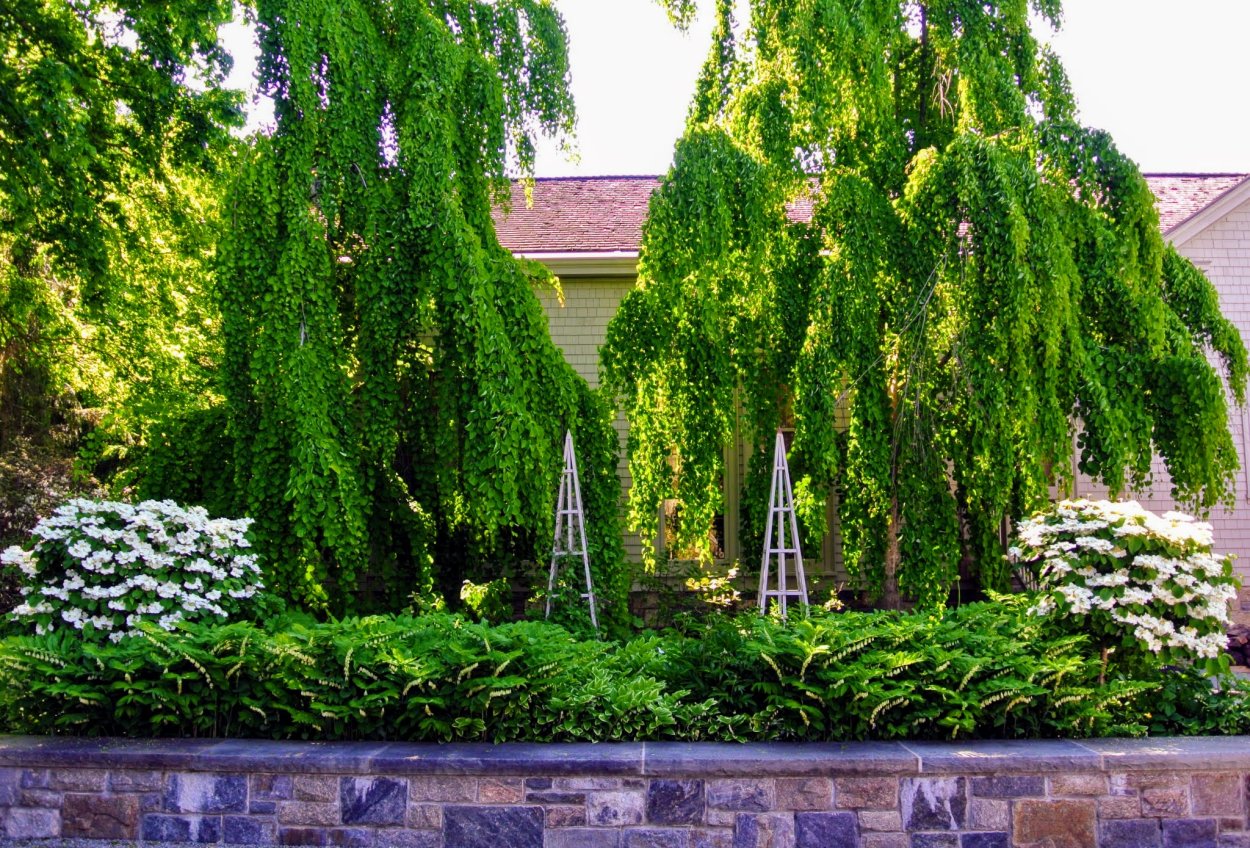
[1,736,1249,846]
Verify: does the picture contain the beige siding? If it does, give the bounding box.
[534,276,644,562]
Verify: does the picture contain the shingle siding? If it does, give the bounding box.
[535,277,644,562]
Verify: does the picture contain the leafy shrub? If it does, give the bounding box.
[1,498,261,641]
[0,613,711,741]
[1009,499,1239,674]
[2,600,1245,742]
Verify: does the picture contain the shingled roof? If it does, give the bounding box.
[493,173,1250,255]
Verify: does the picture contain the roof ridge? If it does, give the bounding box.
[522,174,661,183]
[1143,172,1249,179]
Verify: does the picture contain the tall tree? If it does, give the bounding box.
[0,1,242,529]
[219,0,629,621]
[604,0,1247,607]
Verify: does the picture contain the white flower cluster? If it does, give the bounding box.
[1011,499,1237,664]
[1,499,263,642]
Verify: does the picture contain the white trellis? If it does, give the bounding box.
[546,430,598,630]
[757,430,809,618]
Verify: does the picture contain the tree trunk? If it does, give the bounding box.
[883,491,902,610]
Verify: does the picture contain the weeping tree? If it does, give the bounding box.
[603,0,1247,608]
[218,0,628,622]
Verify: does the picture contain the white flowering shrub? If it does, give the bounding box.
[1009,499,1238,673]
[0,499,262,642]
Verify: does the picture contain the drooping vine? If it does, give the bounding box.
[218,0,628,626]
[607,0,1247,607]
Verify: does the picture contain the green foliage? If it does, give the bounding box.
[217,0,628,622]
[0,0,240,478]
[0,614,706,741]
[601,0,1247,606]
[3,602,1245,742]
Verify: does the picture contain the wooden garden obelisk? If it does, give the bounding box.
[757,431,809,618]
[546,430,598,630]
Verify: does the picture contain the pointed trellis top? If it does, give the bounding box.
[546,430,598,631]
[758,430,809,619]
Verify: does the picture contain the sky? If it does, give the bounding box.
[221,1,1250,177]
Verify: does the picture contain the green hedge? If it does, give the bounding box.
[0,597,1244,741]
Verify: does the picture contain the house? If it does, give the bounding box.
[494,173,1250,591]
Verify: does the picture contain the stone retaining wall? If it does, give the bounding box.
[1,736,1249,846]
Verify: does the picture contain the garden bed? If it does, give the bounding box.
[1,735,1249,846]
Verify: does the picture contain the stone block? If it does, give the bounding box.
[1162,818,1218,848]
[278,801,341,827]
[690,829,733,848]
[709,779,773,812]
[708,810,738,827]
[225,815,277,845]
[48,768,107,792]
[1099,796,1142,819]
[1128,772,1190,791]
[1099,818,1163,848]
[164,772,248,813]
[558,778,626,791]
[624,827,691,848]
[409,775,477,802]
[1108,774,1135,796]
[280,826,329,846]
[909,836,958,848]
[776,778,832,812]
[20,788,61,808]
[199,815,223,843]
[407,803,442,830]
[529,790,588,805]
[340,776,406,826]
[445,804,543,848]
[546,827,620,848]
[969,776,1043,798]
[859,810,903,832]
[589,790,646,826]
[546,805,587,827]
[1047,774,1106,797]
[795,811,857,847]
[62,792,139,839]
[733,812,794,848]
[958,834,1007,848]
[110,769,164,792]
[327,827,438,848]
[1012,799,1096,848]
[863,835,909,848]
[648,779,705,825]
[968,799,1008,832]
[20,769,49,789]
[526,777,553,790]
[142,813,193,842]
[254,773,295,801]
[1218,834,1250,848]
[1143,787,1191,818]
[1193,774,1243,816]
[836,777,898,810]
[480,777,524,803]
[901,778,966,831]
[294,776,340,803]
[3,807,59,839]
[0,768,19,806]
